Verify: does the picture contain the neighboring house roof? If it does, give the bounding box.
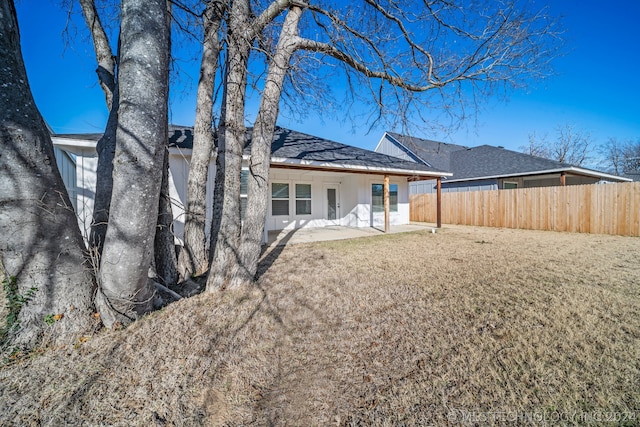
[447,145,629,182]
[384,131,467,171]
[623,172,640,182]
[52,126,451,179]
[382,132,632,183]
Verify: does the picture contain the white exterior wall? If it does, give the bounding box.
[166,151,217,244]
[68,147,412,243]
[365,175,409,228]
[75,155,98,240]
[265,170,409,231]
[267,168,345,230]
[53,147,78,211]
[341,174,362,227]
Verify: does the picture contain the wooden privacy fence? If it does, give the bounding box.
[410,182,640,236]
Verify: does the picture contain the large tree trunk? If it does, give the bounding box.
[178,0,222,281]
[89,87,118,255]
[0,0,95,349]
[81,0,177,291]
[79,0,117,255]
[206,0,251,291]
[154,147,178,287]
[95,0,170,328]
[230,6,302,287]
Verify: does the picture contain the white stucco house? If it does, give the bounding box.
[52,126,450,243]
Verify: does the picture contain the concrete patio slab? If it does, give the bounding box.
[265,223,439,247]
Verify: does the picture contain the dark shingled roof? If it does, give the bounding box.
[167,125,194,148]
[623,172,640,182]
[55,125,448,176]
[449,145,575,180]
[53,125,196,146]
[167,126,447,175]
[385,132,629,182]
[52,132,104,141]
[266,127,446,175]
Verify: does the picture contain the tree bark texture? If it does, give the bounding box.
[230,6,303,287]
[0,0,95,348]
[78,0,118,256]
[89,86,118,255]
[206,0,251,291]
[178,0,222,280]
[154,147,178,287]
[95,0,170,327]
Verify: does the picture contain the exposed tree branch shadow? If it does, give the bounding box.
[255,229,298,281]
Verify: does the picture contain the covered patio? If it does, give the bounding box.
[265,223,438,247]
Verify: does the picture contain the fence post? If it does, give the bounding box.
[437,177,442,228]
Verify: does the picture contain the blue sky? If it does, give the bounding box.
[14,0,640,155]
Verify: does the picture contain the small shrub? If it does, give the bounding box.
[1,276,37,345]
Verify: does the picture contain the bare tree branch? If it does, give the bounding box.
[78,0,116,109]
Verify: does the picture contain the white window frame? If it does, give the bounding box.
[294,182,312,216]
[271,182,290,216]
[240,168,249,219]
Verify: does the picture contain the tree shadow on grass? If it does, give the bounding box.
[255,229,298,281]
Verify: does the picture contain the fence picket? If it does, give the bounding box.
[410,182,640,237]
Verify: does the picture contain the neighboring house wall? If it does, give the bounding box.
[441,179,499,193]
[374,135,420,163]
[410,180,437,194]
[522,175,600,188]
[411,175,603,194]
[68,147,412,243]
[410,179,498,194]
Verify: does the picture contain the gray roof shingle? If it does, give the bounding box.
[386,132,628,182]
[55,125,448,176]
[267,127,446,175]
[623,172,640,182]
[449,145,574,180]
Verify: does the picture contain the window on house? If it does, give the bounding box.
[372,183,398,213]
[271,183,289,216]
[390,184,398,212]
[503,182,518,190]
[295,183,312,215]
[240,169,248,219]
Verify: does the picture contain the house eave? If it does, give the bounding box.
[445,167,631,184]
[51,136,99,157]
[268,156,451,178]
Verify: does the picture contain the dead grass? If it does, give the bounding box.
[1,225,639,426]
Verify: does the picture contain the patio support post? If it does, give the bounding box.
[384,174,390,233]
[560,172,566,186]
[436,177,442,228]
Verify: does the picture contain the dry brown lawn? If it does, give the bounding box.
[1,225,639,426]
